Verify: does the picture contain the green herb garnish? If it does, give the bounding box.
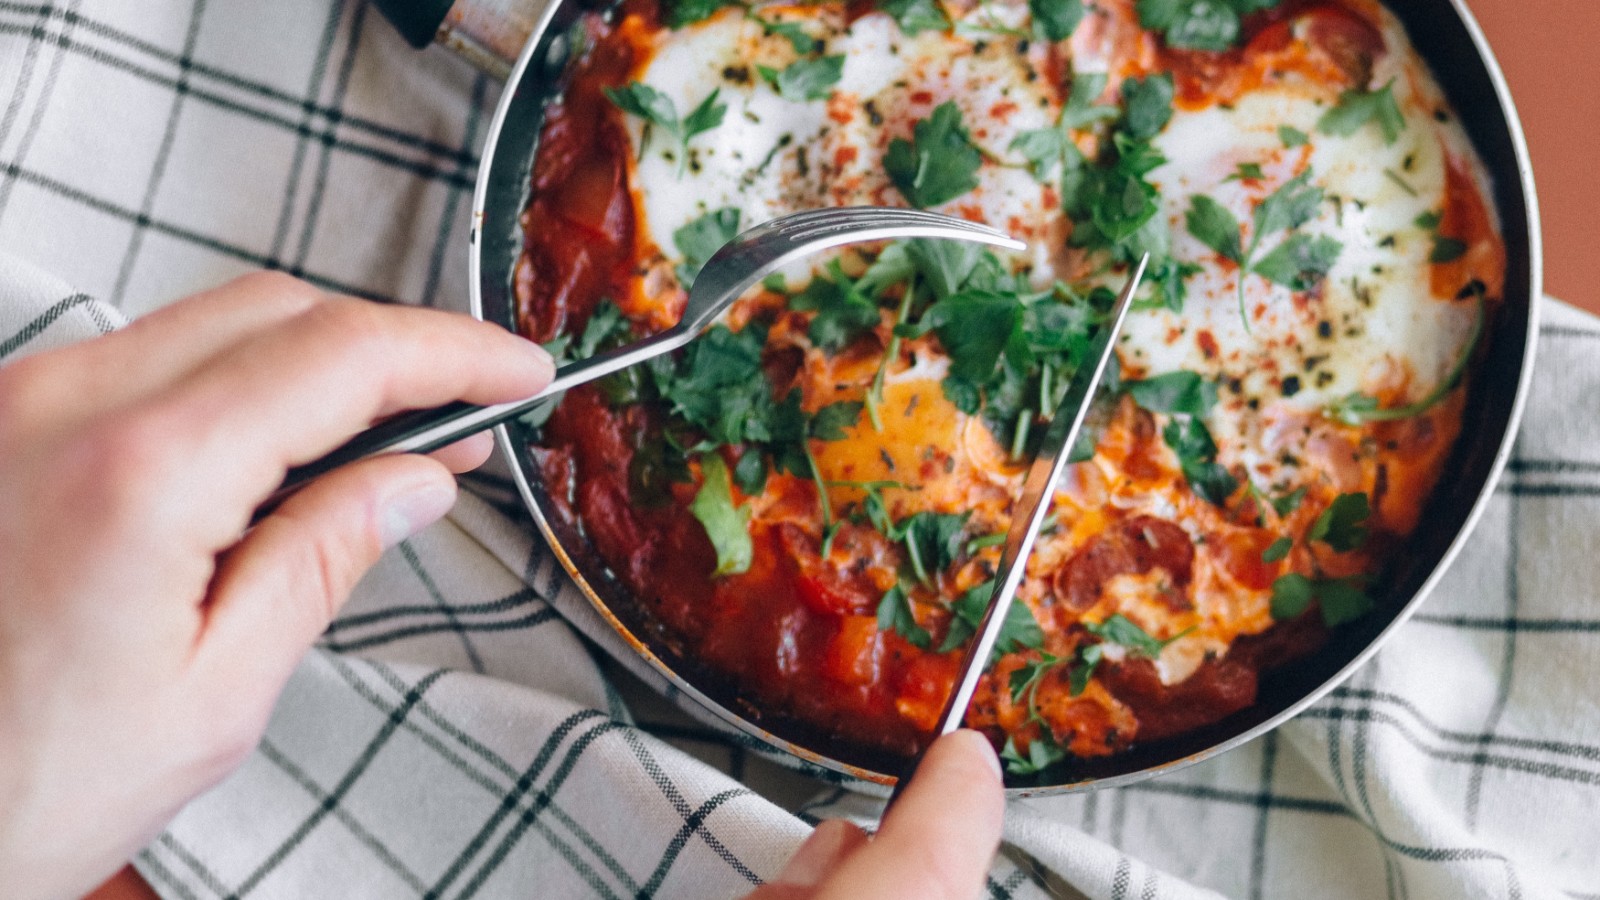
[689,454,754,576]
[1317,80,1406,145]
[757,55,845,102]
[673,207,741,288]
[884,101,984,208]
[605,81,727,173]
[877,583,932,648]
[1308,492,1370,552]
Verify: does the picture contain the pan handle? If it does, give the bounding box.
[370,0,547,78]
[370,0,456,48]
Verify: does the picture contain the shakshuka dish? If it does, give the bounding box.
[513,0,1504,773]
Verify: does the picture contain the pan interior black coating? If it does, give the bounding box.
[472,0,1538,789]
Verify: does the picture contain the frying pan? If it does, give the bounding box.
[377,0,1541,793]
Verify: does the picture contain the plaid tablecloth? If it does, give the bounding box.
[3,2,1598,898]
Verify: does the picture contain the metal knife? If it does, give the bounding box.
[884,253,1148,809]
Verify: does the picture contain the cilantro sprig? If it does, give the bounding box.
[885,101,983,209]
[1001,734,1066,775]
[1125,370,1236,506]
[690,454,754,576]
[1136,0,1282,52]
[1007,613,1186,732]
[1271,573,1372,626]
[604,81,727,174]
[876,583,931,648]
[788,261,882,352]
[1415,210,1468,264]
[1317,80,1406,146]
[757,55,845,103]
[877,0,951,35]
[674,207,741,288]
[1185,170,1343,331]
[938,578,1045,654]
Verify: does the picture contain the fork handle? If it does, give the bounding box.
[270,327,682,503]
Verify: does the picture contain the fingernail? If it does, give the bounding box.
[523,339,556,383]
[772,820,855,888]
[379,477,457,548]
[955,729,1003,782]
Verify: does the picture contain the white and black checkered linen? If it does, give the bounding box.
[3,2,1598,897]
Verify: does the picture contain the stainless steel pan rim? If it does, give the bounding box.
[468,0,1543,796]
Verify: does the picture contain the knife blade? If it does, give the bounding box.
[885,253,1148,807]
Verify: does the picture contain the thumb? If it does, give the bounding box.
[194,454,457,695]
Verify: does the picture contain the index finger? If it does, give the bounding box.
[127,298,552,531]
[813,730,1005,900]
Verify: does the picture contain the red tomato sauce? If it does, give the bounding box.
[513,0,1482,766]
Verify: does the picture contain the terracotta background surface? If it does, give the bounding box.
[1467,0,1598,314]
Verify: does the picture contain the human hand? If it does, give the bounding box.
[0,273,553,899]
[750,730,1006,900]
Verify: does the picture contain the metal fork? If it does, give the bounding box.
[278,207,1024,493]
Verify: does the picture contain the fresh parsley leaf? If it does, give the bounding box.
[1217,169,1341,326]
[1001,734,1066,775]
[733,447,767,496]
[1030,0,1084,41]
[1009,651,1066,710]
[1254,170,1325,236]
[1085,613,1184,658]
[1120,73,1174,141]
[1271,573,1372,625]
[878,0,951,35]
[747,10,819,53]
[939,578,1046,654]
[1317,80,1406,145]
[1067,643,1104,695]
[1138,0,1241,52]
[855,242,917,297]
[604,81,677,131]
[605,81,727,172]
[683,88,728,139]
[1317,577,1373,625]
[1430,236,1468,264]
[1125,370,1219,416]
[662,323,774,445]
[1010,126,1072,181]
[906,237,986,298]
[1272,485,1308,516]
[1270,572,1313,619]
[1163,416,1238,505]
[689,454,753,576]
[1278,125,1310,147]
[1062,72,1119,129]
[1262,535,1292,562]
[876,583,931,647]
[757,55,844,102]
[898,511,969,584]
[1251,232,1343,291]
[1414,210,1442,230]
[884,101,983,208]
[916,290,1025,383]
[1226,162,1265,182]
[809,400,864,441]
[789,262,881,352]
[570,299,632,360]
[1185,194,1244,264]
[673,207,741,288]
[660,0,738,28]
[1308,491,1370,552]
